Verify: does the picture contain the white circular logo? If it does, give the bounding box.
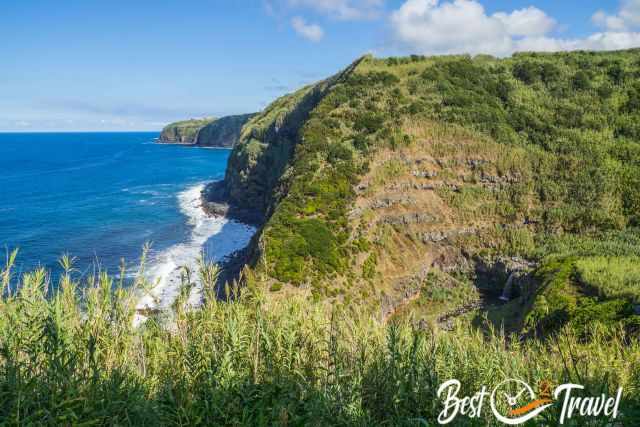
[490,379,552,425]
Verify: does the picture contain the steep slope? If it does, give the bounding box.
[195,113,256,147]
[211,51,640,333]
[203,56,366,224]
[159,118,215,144]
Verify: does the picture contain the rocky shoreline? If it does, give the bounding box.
[133,182,257,325]
[201,181,264,226]
[200,181,262,292]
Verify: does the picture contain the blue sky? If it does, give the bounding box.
[1,0,637,131]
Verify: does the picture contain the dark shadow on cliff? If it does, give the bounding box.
[466,256,539,336]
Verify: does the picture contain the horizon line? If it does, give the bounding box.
[0,130,161,134]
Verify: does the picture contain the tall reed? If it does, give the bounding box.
[0,252,637,425]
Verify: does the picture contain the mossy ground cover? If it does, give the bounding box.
[522,256,640,337]
[575,256,640,303]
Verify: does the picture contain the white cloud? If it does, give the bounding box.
[592,10,627,31]
[266,0,384,42]
[494,6,556,37]
[390,0,640,57]
[389,0,544,56]
[287,0,384,20]
[291,16,325,41]
[593,0,640,31]
[515,32,640,53]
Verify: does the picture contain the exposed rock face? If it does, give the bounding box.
[370,195,416,209]
[159,118,215,144]
[380,271,426,321]
[159,114,257,148]
[200,181,263,226]
[380,213,437,227]
[195,114,256,148]
[213,57,367,220]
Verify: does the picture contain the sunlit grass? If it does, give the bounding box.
[0,251,638,425]
[576,256,640,303]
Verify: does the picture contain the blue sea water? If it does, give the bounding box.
[0,132,251,284]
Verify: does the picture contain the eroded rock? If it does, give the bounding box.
[380,213,437,226]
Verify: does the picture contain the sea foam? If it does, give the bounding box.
[134,183,255,326]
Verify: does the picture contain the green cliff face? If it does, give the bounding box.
[159,115,256,147]
[215,50,640,334]
[158,118,215,144]
[195,113,256,148]
[4,52,640,424]
[220,57,367,217]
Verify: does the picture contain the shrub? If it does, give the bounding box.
[354,112,384,134]
[572,71,591,90]
[513,61,540,84]
[270,282,283,292]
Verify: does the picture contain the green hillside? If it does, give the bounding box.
[213,50,640,336]
[158,117,216,144]
[3,50,640,425]
[195,113,256,147]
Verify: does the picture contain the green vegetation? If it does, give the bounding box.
[159,118,216,143]
[576,256,640,302]
[524,256,640,338]
[400,51,639,231]
[195,113,256,147]
[199,52,640,362]
[222,50,640,318]
[7,51,640,424]
[0,255,638,425]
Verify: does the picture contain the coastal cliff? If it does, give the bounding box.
[5,51,640,425]
[205,51,640,335]
[158,118,215,144]
[203,56,366,222]
[159,114,256,148]
[195,113,256,148]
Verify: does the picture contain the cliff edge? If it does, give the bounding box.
[159,114,256,148]
[203,51,640,335]
[195,114,256,148]
[158,118,215,144]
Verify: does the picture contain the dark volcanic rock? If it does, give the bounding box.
[201,181,263,226]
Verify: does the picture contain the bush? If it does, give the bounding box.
[608,62,626,84]
[623,85,640,113]
[269,282,283,292]
[354,112,384,134]
[513,61,541,84]
[572,71,591,90]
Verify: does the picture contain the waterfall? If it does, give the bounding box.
[499,272,516,302]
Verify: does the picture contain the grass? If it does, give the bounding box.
[160,118,216,142]
[7,50,640,423]
[371,159,407,187]
[0,253,639,425]
[225,50,640,300]
[575,256,640,303]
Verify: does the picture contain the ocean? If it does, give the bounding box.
[0,132,254,308]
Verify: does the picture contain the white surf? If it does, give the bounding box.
[134,183,255,326]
